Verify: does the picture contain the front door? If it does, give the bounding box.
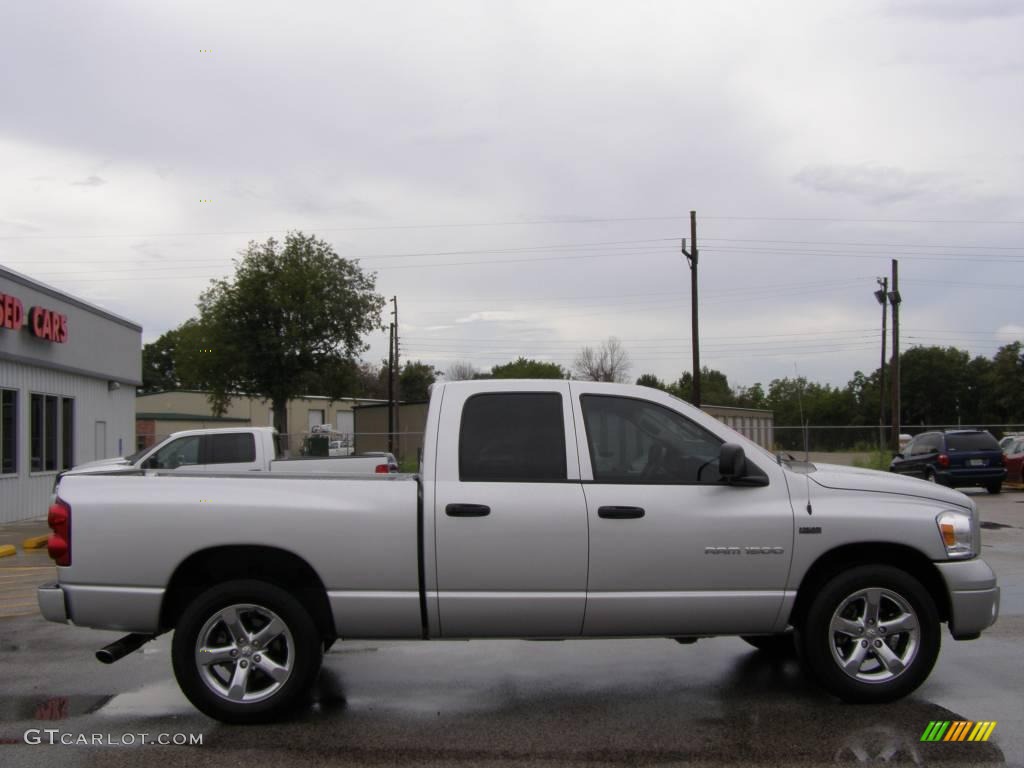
[433,383,588,637]
[93,421,107,460]
[571,384,795,636]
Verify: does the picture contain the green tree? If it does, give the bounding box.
[675,367,735,405]
[399,360,439,401]
[899,346,971,426]
[140,324,198,394]
[635,373,669,391]
[490,357,567,379]
[177,231,385,438]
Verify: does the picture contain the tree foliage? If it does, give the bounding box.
[399,360,439,401]
[176,232,385,436]
[491,357,567,379]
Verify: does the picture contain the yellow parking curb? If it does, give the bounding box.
[0,544,16,558]
[22,535,50,550]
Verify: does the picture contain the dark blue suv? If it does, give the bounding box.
[890,430,1006,493]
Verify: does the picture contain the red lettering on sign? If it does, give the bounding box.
[27,306,67,342]
[0,293,24,331]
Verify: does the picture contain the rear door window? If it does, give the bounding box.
[459,393,566,482]
[947,433,999,452]
[203,433,257,464]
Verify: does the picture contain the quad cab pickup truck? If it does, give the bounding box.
[62,426,398,478]
[38,381,1000,723]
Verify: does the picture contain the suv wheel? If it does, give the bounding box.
[797,565,940,703]
[986,481,1002,494]
[171,579,322,723]
[925,469,937,484]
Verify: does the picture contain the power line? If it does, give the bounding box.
[3,213,1023,241]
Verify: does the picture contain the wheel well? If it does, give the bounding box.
[160,546,334,640]
[788,543,950,627]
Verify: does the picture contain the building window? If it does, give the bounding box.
[1,389,16,475]
[62,398,74,470]
[30,393,65,472]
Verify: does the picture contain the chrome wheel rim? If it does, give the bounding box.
[828,587,919,683]
[195,603,294,703]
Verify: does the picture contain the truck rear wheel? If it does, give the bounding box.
[171,579,322,723]
[796,565,940,703]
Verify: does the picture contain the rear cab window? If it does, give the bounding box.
[946,433,999,452]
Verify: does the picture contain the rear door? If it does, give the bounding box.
[945,431,1002,476]
[433,382,588,637]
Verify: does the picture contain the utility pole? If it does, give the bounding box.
[874,277,888,451]
[387,322,394,454]
[680,210,701,406]
[392,296,400,461]
[888,260,902,452]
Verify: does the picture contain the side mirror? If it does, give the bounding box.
[719,442,770,487]
[719,443,747,479]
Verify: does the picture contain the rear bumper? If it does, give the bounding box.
[37,582,164,633]
[37,582,68,623]
[937,468,1006,486]
[935,559,1000,640]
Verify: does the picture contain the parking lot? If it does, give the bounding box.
[1,490,1021,767]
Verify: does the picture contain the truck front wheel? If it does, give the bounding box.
[797,565,940,703]
[171,579,322,723]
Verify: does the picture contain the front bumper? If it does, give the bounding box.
[37,582,68,623]
[935,559,1000,640]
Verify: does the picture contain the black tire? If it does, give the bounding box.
[171,579,323,723]
[796,565,940,704]
[741,633,797,656]
[925,469,937,484]
[986,481,1002,494]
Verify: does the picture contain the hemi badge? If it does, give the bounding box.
[799,526,822,534]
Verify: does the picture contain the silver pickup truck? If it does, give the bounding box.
[38,380,1000,723]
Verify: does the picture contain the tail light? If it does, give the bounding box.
[374,463,389,474]
[937,454,950,468]
[47,498,71,566]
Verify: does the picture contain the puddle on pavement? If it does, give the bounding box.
[0,695,112,722]
[981,521,1014,529]
[94,679,195,718]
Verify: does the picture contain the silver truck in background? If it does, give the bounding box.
[38,381,999,723]
[61,426,398,478]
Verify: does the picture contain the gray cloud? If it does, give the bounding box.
[71,175,107,187]
[886,0,1024,21]
[792,165,939,206]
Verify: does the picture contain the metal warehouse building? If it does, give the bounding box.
[0,266,141,523]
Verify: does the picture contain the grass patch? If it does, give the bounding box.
[851,451,892,471]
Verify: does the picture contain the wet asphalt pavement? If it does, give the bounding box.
[1,490,1022,767]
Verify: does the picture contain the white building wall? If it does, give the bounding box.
[0,360,136,523]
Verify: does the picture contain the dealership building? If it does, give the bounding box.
[0,266,141,523]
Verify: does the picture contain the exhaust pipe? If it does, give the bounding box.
[96,633,155,664]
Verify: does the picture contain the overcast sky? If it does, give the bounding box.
[2,0,1023,392]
